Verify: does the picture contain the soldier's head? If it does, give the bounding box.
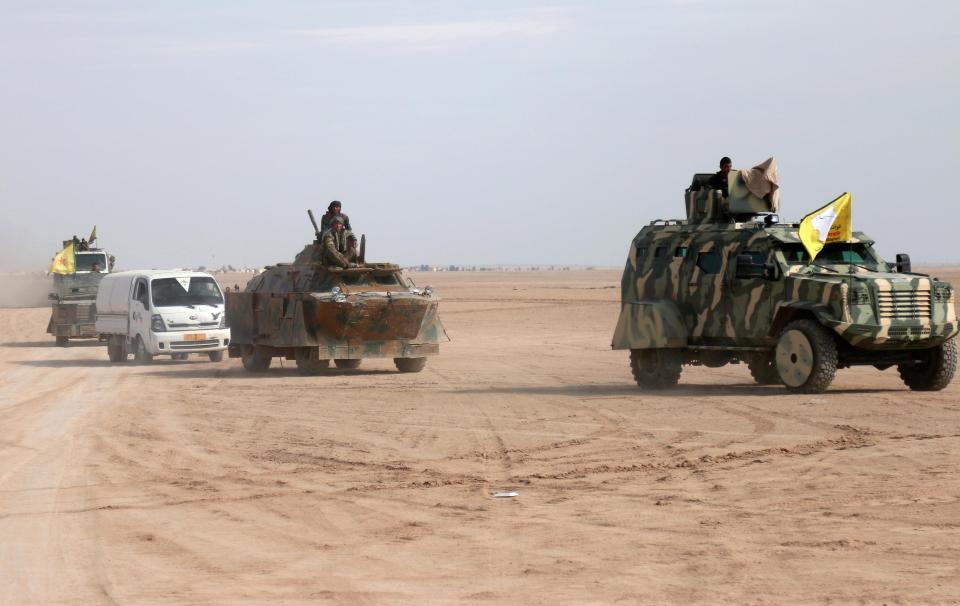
[719,157,732,174]
[330,216,345,232]
[328,201,342,213]
[91,263,101,273]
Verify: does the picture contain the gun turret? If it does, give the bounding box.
[307,209,321,239]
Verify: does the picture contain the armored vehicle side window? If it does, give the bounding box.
[675,246,688,258]
[373,273,400,286]
[654,246,667,259]
[696,251,722,274]
[779,243,883,268]
[342,274,370,286]
[636,246,648,260]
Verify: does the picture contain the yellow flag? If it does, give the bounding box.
[49,243,76,275]
[88,225,97,244]
[798,192,853,261]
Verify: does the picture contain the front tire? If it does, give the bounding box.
[775,320,837,393]
[629,348,682,389]
[56,336,69,347]
[133,336,153,363]
[748,353,781,385]
[240,345,271,372]
[394,357,427,373]
[898,339,957,391]
[172,353,189,361]
[207,351,224,363]
[334,359,362,370]
[295,348,329,375]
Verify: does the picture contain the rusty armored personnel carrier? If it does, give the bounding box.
[612,159,957,393]
[226,211,446,374]
[47,247,113,346]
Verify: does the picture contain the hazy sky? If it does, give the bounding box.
[2,0,957,271]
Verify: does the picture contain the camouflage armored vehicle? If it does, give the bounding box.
[612,161,957,393]
[226,211,446,374]
[47,247,112,346]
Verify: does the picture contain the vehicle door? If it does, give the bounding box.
[682,233,730,342]
[723,235,777,342]
[130,278,151,340]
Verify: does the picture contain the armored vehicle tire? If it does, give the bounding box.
[56,336,69,347]
[107,338,127,363]
[775,320,837,394]
[133,336,153,363]
[240,345,272,372]
[208,351,224,363]
[748,354,781,385]
[629,348,682,389]
[898,338,957,391]
[395,357,427,373]
[295,349,329,375]
[334,359,362,370]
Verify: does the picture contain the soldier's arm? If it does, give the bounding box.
[343,215,352,231]
[322,236,350,268]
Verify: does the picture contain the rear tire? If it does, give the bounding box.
[295,348,329,375]
[334,359,362,370]
[629,348,682,389]
[748,353,781,385]
[394,357,427,373]
[207,351,224,363]
[133,336,153,363]
[56,336,69,347]
[898,339,957,391]
[240,345,272,372]
[107,337,127,363]
[775,320,837,393]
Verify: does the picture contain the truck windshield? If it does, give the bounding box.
[151,277,224,307]
[778,243,885,269]
[75,253,108,272]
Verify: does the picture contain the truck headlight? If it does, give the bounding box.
[151,314,167,332]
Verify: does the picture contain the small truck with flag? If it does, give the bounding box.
[46,229,114,346]
[612,158,957,393]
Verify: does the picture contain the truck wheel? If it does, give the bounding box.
[207,351,224,363]
[334,359,362,370]
[107,338,127,363]
[56,336,69,347]
[775,320,837,393]
[748,353,781,385]
[240,345,271,372]
[295,348,329,375]
[629,348,682,389]
[395,357,427,373]
[133,336,153,363]
[172,353,189,361]
[898,338,957,391]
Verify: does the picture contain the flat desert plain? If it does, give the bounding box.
[2,268,959,605]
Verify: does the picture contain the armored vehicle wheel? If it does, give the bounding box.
[629,348,682,389]
[295,348,329,375]
[133,336,153,363]
[775,320,837,393]
[748,354,781,385]
[208,351,224,363]
[107,337,127,363]
[898,338,957,391]
[394,357,427,373]
[172,353,189,361]
[240,345,272,372]
[334,359,362,370]
[56,336,69,347]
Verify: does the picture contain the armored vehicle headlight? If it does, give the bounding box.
[934,283,952,302]
[151,314,167,332]
[424,285,434,297]
[331,286,342,296]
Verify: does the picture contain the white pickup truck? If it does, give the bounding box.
[95,270,231,363]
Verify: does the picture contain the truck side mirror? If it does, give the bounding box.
[896,253,911,273]
[736,254,765,279]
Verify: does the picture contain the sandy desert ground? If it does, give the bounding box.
[1,268,959,605]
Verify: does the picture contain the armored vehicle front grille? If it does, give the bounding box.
[877,290,931,320]
[887,326,932,339]
[170,339,220,350]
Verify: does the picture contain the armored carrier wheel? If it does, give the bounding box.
[207,351,224,363]
[133,336,153,363]
[394,357,427,373]
[240,345,271,372]
[775,320,837,393]
[898,338,957,391]
[629,348,682,389]
[56,336,69,347]
[334,359,362,370]
[295,348,329,375]
[748,353,781,385]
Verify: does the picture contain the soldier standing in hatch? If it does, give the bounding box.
[320,201,352,233]
[708,156,733,198]
[321,216,359,268]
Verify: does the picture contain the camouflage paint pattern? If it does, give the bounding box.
[227,241,446,360]
[612,185,957,355]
